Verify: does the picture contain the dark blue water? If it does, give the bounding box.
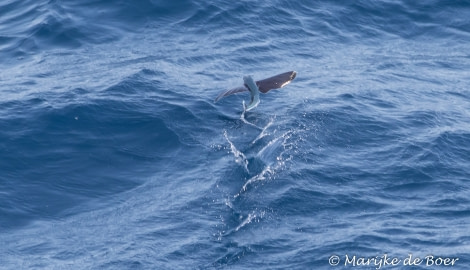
[1,0,470,269]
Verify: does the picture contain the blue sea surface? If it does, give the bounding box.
[1,0,470,269]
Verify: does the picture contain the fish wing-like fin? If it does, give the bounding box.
[214,86,249,102]
[256,71,297,93]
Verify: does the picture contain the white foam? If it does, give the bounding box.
[224,130,249,173]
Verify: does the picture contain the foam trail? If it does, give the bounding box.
[234,166,274,198]
[234,130,295,198]
[257,133,284,158]
[251,117,275,145]
[224,130,249,173]
[240,101,261,129]
[259,130,294,158]
[234,210,266,232]
[235,212,256,232]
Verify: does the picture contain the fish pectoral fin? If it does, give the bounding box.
[256,71,297,93]
[214,86,249,102]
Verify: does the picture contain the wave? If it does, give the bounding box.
[2,0,469,63]
[0,0,117,61]
[1,0,469,268]
[0,68,217,229]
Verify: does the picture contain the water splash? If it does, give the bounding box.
[234,212,256,232]
[224,130,249,173]
[251,116,275,145]
[235,130,294,198]
[234,166,274,198]
[240,101,261,129]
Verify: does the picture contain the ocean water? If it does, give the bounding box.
[1,0,470,269]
